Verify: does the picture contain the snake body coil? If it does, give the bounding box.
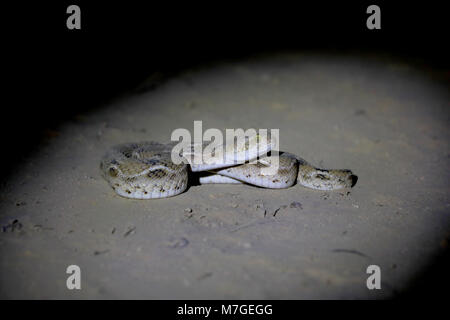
[100,141,357,199]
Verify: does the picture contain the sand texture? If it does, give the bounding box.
[1,53,449,299]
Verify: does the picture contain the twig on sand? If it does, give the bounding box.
[331,249,368,258]
[230,218,277,233]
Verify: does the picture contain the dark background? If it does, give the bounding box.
[4,1,450,300]
[6,1,448,174]
[7,2,448,133]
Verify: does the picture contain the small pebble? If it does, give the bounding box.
[242,242,252,249]
[290,201,303,209]
[167,237,189,249]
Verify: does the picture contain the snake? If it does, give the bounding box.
[100,137,357,199]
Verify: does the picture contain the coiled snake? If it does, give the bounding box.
[100,137,357,199]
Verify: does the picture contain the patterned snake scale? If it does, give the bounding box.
[100,140,357,199]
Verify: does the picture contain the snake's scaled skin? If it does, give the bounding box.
[100,142,357,199]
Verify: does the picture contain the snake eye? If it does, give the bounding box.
[109,167,118,177]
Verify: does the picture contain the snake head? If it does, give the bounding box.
[298,166,357,190]
[314,169,358,189]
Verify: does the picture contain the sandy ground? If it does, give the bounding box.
[0,53,449,299]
